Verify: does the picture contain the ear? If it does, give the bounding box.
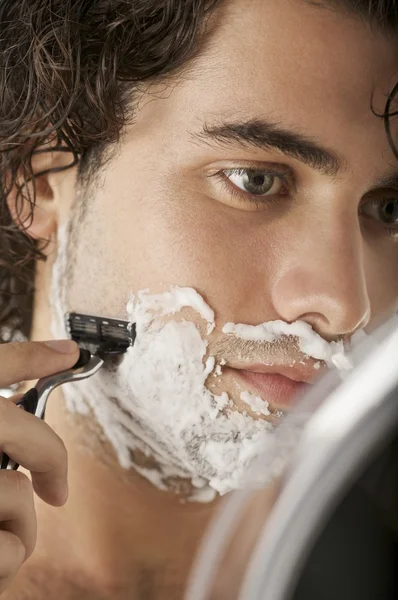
[6,142,77,242]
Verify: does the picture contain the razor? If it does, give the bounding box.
[1,313,135,471]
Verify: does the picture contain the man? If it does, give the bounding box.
[0,0,397,598]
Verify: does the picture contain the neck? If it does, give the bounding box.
[35,395,220,596]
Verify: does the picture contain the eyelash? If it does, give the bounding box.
[214,167,291,208]
[359,198,398,238]
[212,167,398,238]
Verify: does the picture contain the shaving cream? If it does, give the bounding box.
[223,322,352,369]
[51,225,353,501]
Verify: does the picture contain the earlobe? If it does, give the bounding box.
[6,144,76,242]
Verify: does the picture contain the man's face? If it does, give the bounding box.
[51,0,398,494]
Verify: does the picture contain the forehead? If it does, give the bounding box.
[158,0,398,174]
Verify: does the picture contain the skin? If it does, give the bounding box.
[5,0,398,598]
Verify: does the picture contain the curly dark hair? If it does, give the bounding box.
[0,0,398,342]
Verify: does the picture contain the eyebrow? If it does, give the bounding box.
[192,118,398,191]
[193,118,342,176]
[369,172,398,192]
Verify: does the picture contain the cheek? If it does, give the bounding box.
[63,183,264,317]
[116,187,284,322]
[63,171,282,321]
[63,188,146,317]
[363,243,398,313]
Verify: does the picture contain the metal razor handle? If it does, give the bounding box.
[1,355,103,471]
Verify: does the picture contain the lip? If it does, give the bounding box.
[228,361,323,383]
[227,362,323,410]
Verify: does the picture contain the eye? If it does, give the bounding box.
[361,196,398,235]
[223,168,288,197]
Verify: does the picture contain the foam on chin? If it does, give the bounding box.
[51,284,277,500]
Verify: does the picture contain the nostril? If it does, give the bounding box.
[271,263,370,339]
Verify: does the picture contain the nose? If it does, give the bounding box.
[270,213,370,338]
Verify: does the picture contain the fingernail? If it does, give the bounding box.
[44,340,78,354]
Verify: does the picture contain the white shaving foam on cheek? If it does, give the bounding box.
[223,321,352,370]
[50,234,277,499]
[50,224,353,502]
[131,288,215,335]
[51,224,71,339]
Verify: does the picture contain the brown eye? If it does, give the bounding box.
[224,169,285,196]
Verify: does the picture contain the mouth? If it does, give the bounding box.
[226,361,323,411]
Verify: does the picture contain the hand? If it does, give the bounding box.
[0,339,79,592]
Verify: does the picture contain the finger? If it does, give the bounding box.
[0,530,26,590]
[0,398,68,506]
[0,340,79,388]
[0,470,37,561]
[6,394,25,405]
